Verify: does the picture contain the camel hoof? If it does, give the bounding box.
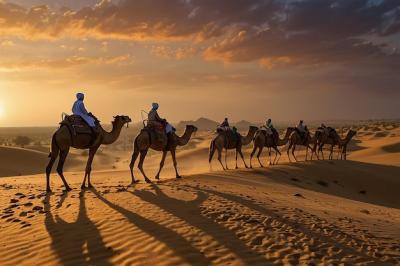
[130,180,139,185]
[155,176,160,180]
[88,184,94,189]
[64,187,72,192]
[176,175,182,179]
[145,178,152,183]
[81,185,86,190]
[46,188,52,194]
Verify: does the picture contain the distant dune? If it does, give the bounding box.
[0,146,84,177]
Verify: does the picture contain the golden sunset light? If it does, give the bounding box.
[0,1,399,265]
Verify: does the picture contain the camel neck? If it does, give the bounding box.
[177,128,194,146]
[241,128,256,145]
[277,128,292,145]
[102,122,124,145]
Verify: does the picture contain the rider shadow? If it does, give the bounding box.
[44,191,113,265]
[131,184,268,264]
[92,189,212,265]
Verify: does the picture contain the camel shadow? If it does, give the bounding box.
[185,186,382,263]
[250,160,400,209]
[131,184,269,264]
[44,191,113,265]
[91,189,212,265]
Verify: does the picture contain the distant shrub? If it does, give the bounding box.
[14,136,32,148]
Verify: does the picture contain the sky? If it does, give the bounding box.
[0,0,399,126]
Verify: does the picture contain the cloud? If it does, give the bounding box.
[151,45,198,60]
[0,0,399,68]
[0,54,133,71]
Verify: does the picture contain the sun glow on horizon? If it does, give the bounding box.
[0,102,5,118]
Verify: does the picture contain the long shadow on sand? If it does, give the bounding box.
[92,189,212,265]
[44,191,113,265]
[212,160,400,209]
[185,186,384,264]
[263,160,400,209]
[131,184,270,264]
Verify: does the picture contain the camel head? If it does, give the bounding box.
[186,125,198,133]
[286,127,296,135]
[249,126,259,134]
[112,115,132,128]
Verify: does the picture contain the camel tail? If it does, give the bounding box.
[209,140,216,163]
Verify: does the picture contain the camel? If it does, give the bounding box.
[287,130,317,162]
[338,130,357,160]
[314,130,357,160]
[45,115,132,192]
[209,126,258,170]
[250,127,296,167]
[129,125,198,183]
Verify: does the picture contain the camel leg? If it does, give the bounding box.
[155,151,168,180]
[249,146,257,168]
[82,147,98,189]
[287,142,292,162]
[170,149,181,179]
[56,148,72,191]
[311,143,317,160]
[329,144,334,160]
[257,147,265,167]
[305,145,308,161]
[273,147,280,165]
[235,150,238,169]
[320,144,325,160]
[217,147,226,171]
[292,144,298,162]
[45,149,59,193]
[138,149,151,183]
[129,149,140,184]
[225,149,229,170]
[268,148,273,165]
[238,148,248,168]
[305,144,312,161]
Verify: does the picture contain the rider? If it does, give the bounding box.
[72,93,98,129]
[220,118,230,131]
[148,103,175,134]
[261,119,274,135]
[232,126,241,144]
[296,120,308,141]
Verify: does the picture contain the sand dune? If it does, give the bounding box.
[0,122,399,265]
[1,160,399,265]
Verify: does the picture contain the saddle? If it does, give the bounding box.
[295,128,309,144]
[143,125,168,144]
[217,129,240,149]
[60,115,94,136]
[261,128,279,145]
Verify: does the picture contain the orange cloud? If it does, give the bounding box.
[0,54,133,71]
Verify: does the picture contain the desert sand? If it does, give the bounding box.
[1,121,400,265]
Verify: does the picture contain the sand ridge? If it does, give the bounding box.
[0,122,400,265]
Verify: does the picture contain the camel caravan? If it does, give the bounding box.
[46,93,356,192]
